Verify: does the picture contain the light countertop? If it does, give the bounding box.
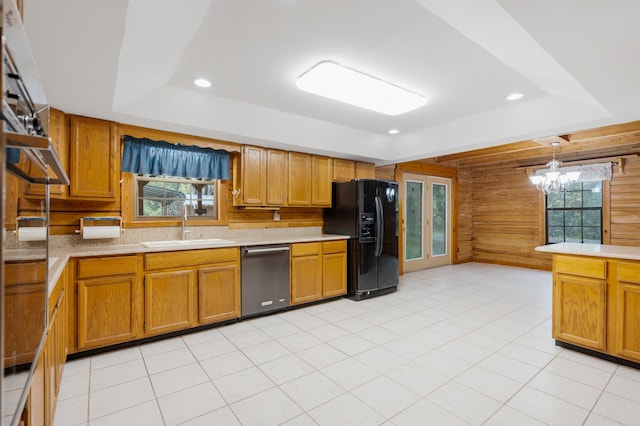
[535,242,640,261]
[6,234,350,296]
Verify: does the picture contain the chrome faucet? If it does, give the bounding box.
[182,204,191,240]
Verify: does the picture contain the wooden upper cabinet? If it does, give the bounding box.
[311,156,332,207]
[288,152,312,206]
[266,149,287,205]
[238,145,266,205]
[24,108,69,198]
[333,159,355,182]
[234,145,287,206]
[356,162,375,179]
[69,116,118,200]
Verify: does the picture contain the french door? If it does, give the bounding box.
[403,173,451,272]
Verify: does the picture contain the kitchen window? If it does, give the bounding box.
[134,175,218,219]
[546,181,603,244]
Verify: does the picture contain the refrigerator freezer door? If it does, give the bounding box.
[376,181,399,290]
[349,239,378,293]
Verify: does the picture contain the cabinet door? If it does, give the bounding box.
[69,115,118,199]
[291,243,322,305]
[333,159,355,182]
[312,156,332,207]
[323,241,347,298]
[77,275,139,350]
[553,273,607,351]
[356,162,375,179]
[199,263,240,324]
[288,152,311,206]
[24,108,68,198]
[144,270,196,336]
[241,145,267,205]
[614,262,640,362]
[266,149,287,205]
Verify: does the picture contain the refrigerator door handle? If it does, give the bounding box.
[375,195,384,257]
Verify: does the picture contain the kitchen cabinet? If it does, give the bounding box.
[333,159,355,182]
[290,242,323,305]
[144,269,197,335]
[290,240,348,305]
[322,240,347,298]
[356,161,375,179]
[23,276,68,426]
[3,261,46,367]
[233,145,287,206]
[312,155,332,207]
[144,247,240,332]
[24,108,69,198]
[613,261,640,362]
[288,152,312,206]
[552,255,607,351]
[76,255,141,351]
[69,115,118,200]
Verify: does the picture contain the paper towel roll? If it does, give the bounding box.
[82,226,121,239]
[18,227,47,241]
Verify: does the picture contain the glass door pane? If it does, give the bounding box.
[405,181,423,260]
[432,183,446,256]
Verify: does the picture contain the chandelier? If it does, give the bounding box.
[529,152,582,194]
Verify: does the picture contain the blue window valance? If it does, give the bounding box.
[121,136,230,180]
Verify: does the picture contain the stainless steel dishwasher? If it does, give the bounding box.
[241,244,290,317]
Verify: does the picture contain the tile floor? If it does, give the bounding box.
[53,263,640,425]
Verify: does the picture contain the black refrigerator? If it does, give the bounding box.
[324,179,399,300]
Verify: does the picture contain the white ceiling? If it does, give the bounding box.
[23,0,640,165]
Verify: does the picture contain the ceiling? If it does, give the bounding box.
[23,0,640,165]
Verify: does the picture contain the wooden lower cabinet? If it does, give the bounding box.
[322,240,347,298]
[552,255,640,364]
[291,240,347,305]
[144,270,197,335]
[144,247,241,333]
[199,263,241,324]
[613,261,640,362]
[290,243,323,305]
[76,256,140,351]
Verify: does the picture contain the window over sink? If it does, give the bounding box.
[134,175,218,219]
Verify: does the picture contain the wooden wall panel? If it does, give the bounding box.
[456,166,473,262]
[469,163,551,270]
[610,156,640,246]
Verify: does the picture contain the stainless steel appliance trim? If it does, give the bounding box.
[244,246,290,255]
[5,132,70,184]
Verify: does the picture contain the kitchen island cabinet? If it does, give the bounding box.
[537,243,640,365]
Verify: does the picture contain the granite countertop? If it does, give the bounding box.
[6,233,350,296]
[535,242,640,261]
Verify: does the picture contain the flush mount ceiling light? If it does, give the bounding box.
[388,129,400,135]
[506,92,524,101]
[194,78,212,88]
[296,61,427,116]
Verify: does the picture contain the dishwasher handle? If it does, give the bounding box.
[243,246,290,255]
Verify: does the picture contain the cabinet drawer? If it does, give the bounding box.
[5,262,46,285]
[291,242,322,257]
[555,255,606,279]
[145,247,239,271]
[78,256,137,278]
[323,240,347,254]
[616,261,640,284]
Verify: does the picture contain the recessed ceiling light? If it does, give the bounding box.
[296,61,427,116]
[388,129,400,135]
[506,92,524,101]
[194,78,212,88]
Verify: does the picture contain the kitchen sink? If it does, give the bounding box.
[140,238,235,248]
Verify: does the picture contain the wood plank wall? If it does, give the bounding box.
[456,166,473,263]
[610,156,640,246]
[468,163,550,269]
